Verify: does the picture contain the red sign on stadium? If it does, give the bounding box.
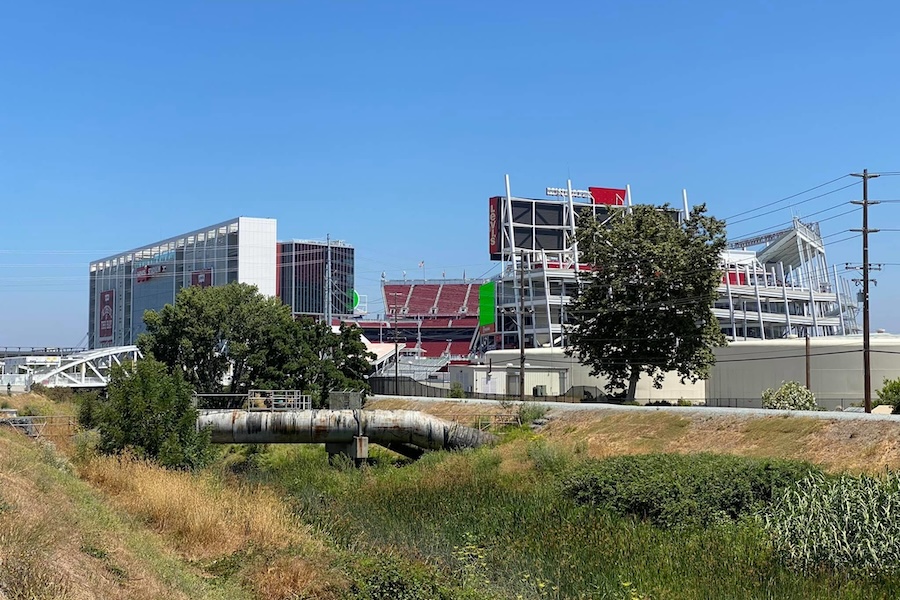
[191,269,213,288]
[489,196,501,259]
[588,187,627,206]
[99,291,114,343]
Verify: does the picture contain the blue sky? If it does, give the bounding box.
[2,1,900,346]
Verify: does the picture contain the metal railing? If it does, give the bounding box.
[0,415,75,438]
[192,390,312,411]
[247,390,311,411]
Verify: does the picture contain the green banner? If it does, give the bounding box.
[478,282,496,328]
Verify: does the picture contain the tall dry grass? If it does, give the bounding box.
[80,454,318,560]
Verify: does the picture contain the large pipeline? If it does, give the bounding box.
[197,409,496,451]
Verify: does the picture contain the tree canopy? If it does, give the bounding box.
[567,204,727,400]
[138,282,374,405]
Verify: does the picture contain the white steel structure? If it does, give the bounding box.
[7,346,143,389]
[479,176,859,353]
[721,218,859,339]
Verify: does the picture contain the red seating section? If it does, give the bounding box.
[406,284,441,316]
[448,341,471,357]
[371,281,486,359]
[383,284,412,314]
[463,286,479,314]
[384,283,481,317]
[435,284,468,314]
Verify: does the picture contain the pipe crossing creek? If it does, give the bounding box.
[197,409,497,462]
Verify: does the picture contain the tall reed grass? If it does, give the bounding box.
[765,471,900,576]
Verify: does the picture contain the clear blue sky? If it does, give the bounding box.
[2,1,900,346]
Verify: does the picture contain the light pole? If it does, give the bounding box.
[518,249,527,403]
[391,293,400,396]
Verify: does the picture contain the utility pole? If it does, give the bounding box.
[518,249,527,403]
[805,335,811,390]
[849,169,880,413]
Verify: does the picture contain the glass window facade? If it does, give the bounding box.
[279,241,355,317]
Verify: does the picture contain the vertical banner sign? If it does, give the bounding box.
[99,291,115,343]
[191,269,213,288]
[489,196,501,259]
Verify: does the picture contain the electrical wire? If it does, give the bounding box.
[724,176,854,221]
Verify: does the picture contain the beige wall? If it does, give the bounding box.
[707,335,900,408]
[477,348,706,402]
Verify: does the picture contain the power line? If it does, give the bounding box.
[724,176,853,221]
[726,182,859,227]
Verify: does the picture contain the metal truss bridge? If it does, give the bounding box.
[27,346,142,389]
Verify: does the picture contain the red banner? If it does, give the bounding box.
[99,290,114,343]
[589,187,627,206]
[489,196,501,257]
[191,269,213,288]
[135,264,168,283]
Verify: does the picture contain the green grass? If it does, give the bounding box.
[236,442,900,599]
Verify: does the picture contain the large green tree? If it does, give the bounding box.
[567,204,727,400]
[138,282,374,404]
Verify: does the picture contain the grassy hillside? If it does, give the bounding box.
[0,427,251,600]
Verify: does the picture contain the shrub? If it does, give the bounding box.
[30,383,78,404]
[561,453,821,529]
[449,382,465,399]
[876,377,900,414]
[87,358,212,470]
[346,553,488,600]
[526,439,572,474]
[517,402,546,425]
[762,381,816,411]
[764,471,900,575]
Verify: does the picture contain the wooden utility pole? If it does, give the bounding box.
[850,169,880,413]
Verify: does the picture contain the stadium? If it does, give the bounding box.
[75,179,878,404]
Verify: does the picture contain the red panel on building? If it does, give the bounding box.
[99,290,114,343]
[589,187,627,206]
[723,271,747,285]
[192,269,213,288]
